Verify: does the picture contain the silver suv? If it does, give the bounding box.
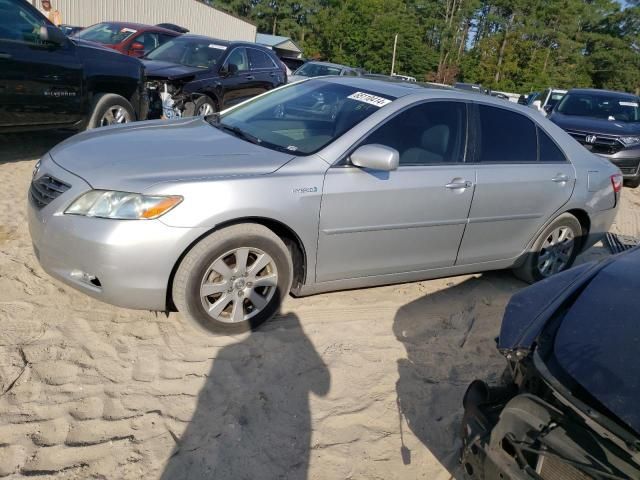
[28,78,621,333]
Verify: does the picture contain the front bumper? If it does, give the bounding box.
[595,150,640,181]
[27,156,206,311]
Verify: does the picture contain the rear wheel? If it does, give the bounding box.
[513,213,582,284]
[86,93,135,129]
[172,224,292,334]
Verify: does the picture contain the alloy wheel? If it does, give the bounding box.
[197,102,215,116]
[199,247,279,324]
[537,226,575,277]
[100,106,131,126]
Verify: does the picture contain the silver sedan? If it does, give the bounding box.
[28,78,622,333]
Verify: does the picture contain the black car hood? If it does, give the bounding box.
[549,112,640,136]
[142,60,204,80]
[500,247,640,435]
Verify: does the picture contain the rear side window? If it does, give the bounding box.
[477,105,537,163]
[538,128,566,162]
[248,48,276,70]
[362,101,466,165]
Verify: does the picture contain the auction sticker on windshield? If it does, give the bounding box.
[209,44,226,50]
[620,101,639,107]
[347,92,392,107]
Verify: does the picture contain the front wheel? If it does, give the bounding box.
[624,177,640,189]
[86,93,135,129]
[513,213,582,284]
[193,96,217,117]
[172,224,293,334]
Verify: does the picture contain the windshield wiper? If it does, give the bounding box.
[206,117,262,145]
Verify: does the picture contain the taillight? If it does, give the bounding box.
[611,173,623,193]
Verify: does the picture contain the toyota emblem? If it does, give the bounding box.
[585,134,597,144]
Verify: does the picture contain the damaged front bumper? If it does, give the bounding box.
[145,79,200,120]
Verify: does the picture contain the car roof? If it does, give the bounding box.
[94,21,181,36]
[567,88,638,99]
[316,77,514,106]
[170,35,272,51]
[304,61,352,70]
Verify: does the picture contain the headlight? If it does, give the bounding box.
[65,190,182,220]
[619,136,640,146]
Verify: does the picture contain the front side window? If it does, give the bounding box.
[225,47,249,71]
[248,48,275,70]
[556,92,640,122]
[0,0,47,44]
[477,105,537,163]
[145,37,226,69]
[132,32,160,55]
[361,101,466,165]
[216,80,395,155]
[76,23,138,45]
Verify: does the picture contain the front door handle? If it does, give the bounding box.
[245,75,255,80]
[552,174,570,183]
[445,180,473,190]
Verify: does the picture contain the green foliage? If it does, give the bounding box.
[214,0,640,93]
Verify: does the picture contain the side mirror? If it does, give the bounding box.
[532,99,542,111]
[39,25,67,46]
[543,104,553,114]
[227,63,239,75]
[350,144,399,171]
[129,42,145,57]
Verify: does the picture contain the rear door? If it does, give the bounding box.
[456,103,575,265]
[0,0,83,128]
[316,100,476,282]
[247,47,282,91]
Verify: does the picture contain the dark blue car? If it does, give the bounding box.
[461,247,640,479]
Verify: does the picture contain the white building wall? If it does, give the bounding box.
[33,0,256,41]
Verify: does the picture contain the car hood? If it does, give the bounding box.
[48,117,296,192]
[549,112,640,136]
[142,59,204,80]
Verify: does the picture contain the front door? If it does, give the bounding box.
[221,47,260,108]
[316,100,476,282]
[456,103,575,265]
[0,0,82,128]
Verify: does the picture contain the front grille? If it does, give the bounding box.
[29,175,70,209]
[566,130,624,155]
[537,455,593,480]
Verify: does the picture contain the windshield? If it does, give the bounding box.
[216,80,395,155]
[294,63,343,78]
[76,23,137,45]
[557,92,640,122]
[146,37,227,69]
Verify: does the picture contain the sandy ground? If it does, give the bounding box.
[0,131,639,479]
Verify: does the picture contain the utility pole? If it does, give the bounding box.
[390,33,398,76]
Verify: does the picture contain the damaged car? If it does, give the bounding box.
[142,35,286,119]
[461,247,640,479]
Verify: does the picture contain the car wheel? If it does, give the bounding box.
[172,224,293,334]
[624,177,640,188]
[193,96,217,117]
[86,93,135,129]
[513,213,582,284]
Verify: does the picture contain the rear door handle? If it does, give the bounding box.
[244,75,255,80]
[445,180,473,189]
[0,52,12,59]
[552,174,570,183]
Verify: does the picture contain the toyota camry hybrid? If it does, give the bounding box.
[28,78,622,333]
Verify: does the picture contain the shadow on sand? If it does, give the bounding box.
[161,313,330,480]
[0,130,72,163]
[393,271,523,478]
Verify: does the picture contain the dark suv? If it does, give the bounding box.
[142,35,287,119]
[549,89,640,187]
[0,0,147,132]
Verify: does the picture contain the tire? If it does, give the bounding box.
[86,93,135,130]
[193,96,217,117]
[624,177,640,189]
[172,224,293,334]
[513,213,582,284]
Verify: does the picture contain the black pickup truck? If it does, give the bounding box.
[0,0,147,133]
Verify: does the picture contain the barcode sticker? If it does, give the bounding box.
[619,101,639,107]
[347,92,392,107]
